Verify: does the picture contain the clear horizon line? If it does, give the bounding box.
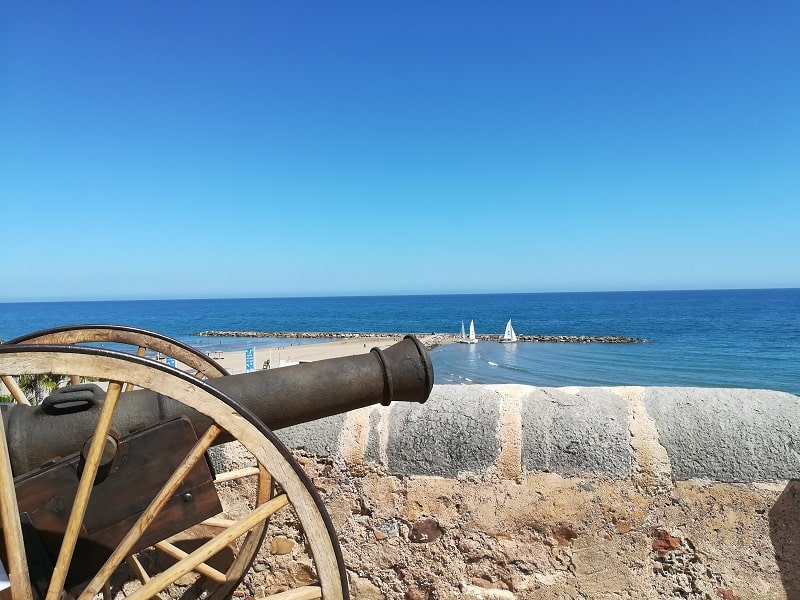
[1,286,798,305]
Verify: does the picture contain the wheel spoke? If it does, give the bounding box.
[205,464,273,600]
[0,409,33,600]
[0,375,29,405]
[79,424,223,600]
[125,555,167,600]
[125,494,290,600]
[46,381,123,600]
[200,517,238,529]
[153,541,226,583]
[213,466,260,483]
[124,347,147,392]
[265,586,323,600]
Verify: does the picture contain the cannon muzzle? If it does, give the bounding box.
[2,334,434,476]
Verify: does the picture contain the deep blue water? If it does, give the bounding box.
[0,289,798,395]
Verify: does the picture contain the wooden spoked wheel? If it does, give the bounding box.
[5,325,230,381]
[0,344,346,600]
[3,327,266,597]
[3,326,267,596]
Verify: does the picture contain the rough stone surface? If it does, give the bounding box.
[220,384,800,599]
[383,385,501,477]
[364,406,385,465]
[288,456,796,600]
[274,385,800,482]
[520,387,632,477]
[275,412,346,456]
[642,387,800,481]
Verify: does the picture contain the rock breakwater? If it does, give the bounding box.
[194,330,404,340]
[193,331,644,346]
[511,333,643,343]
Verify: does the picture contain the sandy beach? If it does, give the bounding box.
[216,336,405,375]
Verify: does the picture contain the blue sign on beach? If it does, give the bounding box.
[245,347,255,373]
[165,357,176,368]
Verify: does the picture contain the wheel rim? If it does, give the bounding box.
[0,344,346,600]
[4,324,262,597]
[5,324,230,380]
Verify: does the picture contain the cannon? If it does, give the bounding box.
[0,325,434,600]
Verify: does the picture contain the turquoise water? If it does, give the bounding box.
[1,289,798,394]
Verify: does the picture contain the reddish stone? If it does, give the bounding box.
[409,518,442,543]
[405,586,430,600]
[470,577,509,590]
[651,528,681,554]
[552,524,578,546]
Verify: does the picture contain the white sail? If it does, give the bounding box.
[458,319,478,344]
[501,319,518,343]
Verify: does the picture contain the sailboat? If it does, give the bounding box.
[500,319,518,343]
[458,320,478,344]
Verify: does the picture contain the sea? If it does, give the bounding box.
[0,289,798,396]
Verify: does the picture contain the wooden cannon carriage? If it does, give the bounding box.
[0,325,434,600]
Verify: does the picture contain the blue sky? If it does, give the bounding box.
[1,1,798,301]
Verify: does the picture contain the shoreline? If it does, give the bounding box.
[212,335,402,375]
[202,331,644,375]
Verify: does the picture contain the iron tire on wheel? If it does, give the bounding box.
[0,343,347,600]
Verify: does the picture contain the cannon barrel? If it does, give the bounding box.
[2,334,433,476]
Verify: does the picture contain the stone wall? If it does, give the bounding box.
[271,385,800,599]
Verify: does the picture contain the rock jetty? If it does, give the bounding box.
[193,330,644,347]
[194,330,404,340]
[506,333,642,343]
